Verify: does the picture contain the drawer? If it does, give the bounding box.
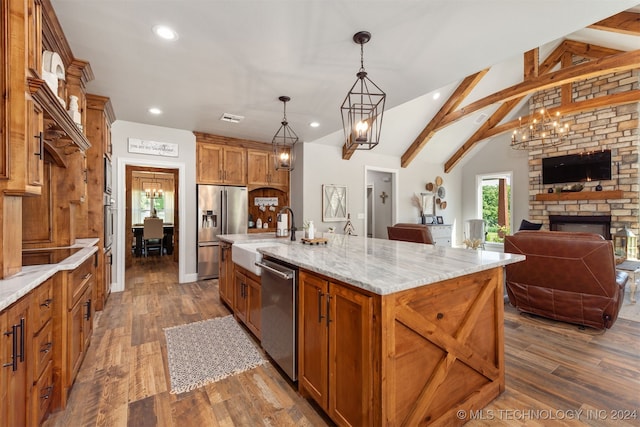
[69,256,94,308]
[31,278,54,333]
[33,319,53,380]
[32,359,54,425]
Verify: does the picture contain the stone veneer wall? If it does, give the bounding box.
[527,68,639,237]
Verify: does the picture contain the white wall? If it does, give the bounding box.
[296,133,463,242]
[111,120,197,291]
[460,134,529,236]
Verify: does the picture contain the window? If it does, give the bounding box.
[477,172,512,243]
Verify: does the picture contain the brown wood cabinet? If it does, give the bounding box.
[57,254,96,405]
[0,298,29,427]
[218,242,234,308]
[233,265,261,339]
[29,277,55,426]
[247,149,289,191]
[197,143,247,185]
[298,270,373,427]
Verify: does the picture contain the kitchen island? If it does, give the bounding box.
[219,233,525,426]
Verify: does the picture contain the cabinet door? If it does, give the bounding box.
[26,97,44,190]
[223,146,247,185]
[270,152,290,189]
[245,274,261,339]
[219,244,233,307]
[247,150,270,186]
[298,271,329,409]
[234,269,248,324]
[68,296,84,382]
[197,143,224,184]
[1,299,29,427]
[328,283,373,427]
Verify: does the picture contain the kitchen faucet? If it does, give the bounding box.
[279,207,296,241]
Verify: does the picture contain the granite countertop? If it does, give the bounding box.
[0,238,99,312]
[222,233,525,295]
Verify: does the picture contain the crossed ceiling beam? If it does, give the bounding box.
[398,11,640,171]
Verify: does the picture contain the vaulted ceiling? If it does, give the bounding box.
[51,0,640,169]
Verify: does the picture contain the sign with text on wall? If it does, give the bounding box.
[128,138,179,157]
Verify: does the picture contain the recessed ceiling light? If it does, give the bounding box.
[309,121,320,128]
[148,107,162,115]
[433,92,441,100]
[152,25,178,41]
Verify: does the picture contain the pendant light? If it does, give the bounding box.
[272,96,298,171]
[340,31,386,151]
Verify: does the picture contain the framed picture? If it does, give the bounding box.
[436,216,444,224]
[322,184,348,221]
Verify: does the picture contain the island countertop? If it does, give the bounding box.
[220,233,525,295]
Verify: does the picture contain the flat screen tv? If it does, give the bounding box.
[542,150,611,185]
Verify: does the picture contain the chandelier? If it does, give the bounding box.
[341,31,386,151]
[272,95,298,172]
[145,174,163,199]
[511,93,570,150]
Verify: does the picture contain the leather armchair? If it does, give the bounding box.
[387,223,434,244]
[504,231,628,329]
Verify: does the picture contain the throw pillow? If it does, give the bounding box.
[519,219,542,231]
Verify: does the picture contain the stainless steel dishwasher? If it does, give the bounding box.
[256,257,298,381]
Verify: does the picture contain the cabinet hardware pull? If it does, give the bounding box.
[34,132,44,160]
[108,253,113,264]
[84,299,92,320]
[317,289,324,323]
[17,318,24,363]
[40,298,53,308]
[326,295,332,326]
[41,342,53,354]
[2,326,17,370]
[41,385,54,400]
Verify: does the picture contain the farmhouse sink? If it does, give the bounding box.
[232,241,286,275]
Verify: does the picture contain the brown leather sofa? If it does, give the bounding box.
[504,231,628,329]
[387,223,434,244]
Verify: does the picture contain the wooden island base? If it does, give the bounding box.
[299,267,505,426]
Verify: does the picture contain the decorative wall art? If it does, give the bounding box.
[128,138,179,157]
[322,184,348,221]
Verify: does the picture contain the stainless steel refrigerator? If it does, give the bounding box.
[197,185,248,279]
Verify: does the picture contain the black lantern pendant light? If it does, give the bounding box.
[341,31,386,151]
[272,95,298,171]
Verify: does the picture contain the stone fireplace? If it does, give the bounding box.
[549,215,611,239]
[527,68,639,238]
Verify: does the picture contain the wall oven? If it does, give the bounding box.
[104,194,114,250]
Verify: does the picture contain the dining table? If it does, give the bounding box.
[132,223,174,256]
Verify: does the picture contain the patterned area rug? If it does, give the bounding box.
[164,315,267,394]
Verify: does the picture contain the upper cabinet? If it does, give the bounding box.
[247,149,289,191]
[197,143,247,185]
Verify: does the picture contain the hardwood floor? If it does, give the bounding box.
[44,258,640,426]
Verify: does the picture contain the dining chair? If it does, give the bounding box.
[143,217,164,256]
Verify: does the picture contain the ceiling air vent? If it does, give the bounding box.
[220,113,244,123]
[474,112,488,124]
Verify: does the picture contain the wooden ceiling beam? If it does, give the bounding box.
[562,40,624,59]
[399,69,489,167]
[589,11,640,36]
[438,49,640,129]
[443,90,640,173]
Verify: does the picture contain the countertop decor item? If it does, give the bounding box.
[340,31,386,151]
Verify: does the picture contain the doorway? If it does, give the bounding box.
[125,166,179,270]
[364,166,398,239]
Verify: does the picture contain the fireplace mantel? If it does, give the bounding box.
[535,190,623,201]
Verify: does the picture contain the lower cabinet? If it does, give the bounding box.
[233,265,261,339]
[0,298,29,427]
[298,270,374,427]
[219,242,234,307]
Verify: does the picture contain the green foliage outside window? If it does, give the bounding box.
[482,183,511,242]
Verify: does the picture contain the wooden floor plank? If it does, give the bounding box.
[43,256,640,427]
